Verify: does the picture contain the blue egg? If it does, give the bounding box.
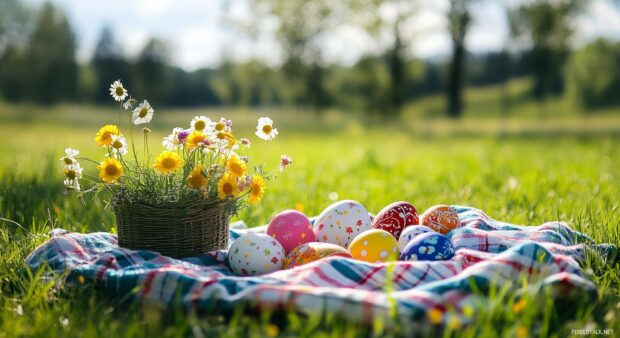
[400,232,455,261]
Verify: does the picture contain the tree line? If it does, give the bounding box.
[1,0,619,116]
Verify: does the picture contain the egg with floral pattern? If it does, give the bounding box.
[313,200,373,248]
[372,201,419,239]
[348,229,399,263]
[267,210,315,254]
[228,232,286,276]
[283,242,353,269]
[420,205,460,234]
[397,225,436,251]
[400,232,455,261]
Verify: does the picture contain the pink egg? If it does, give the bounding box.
[266,210,315,254]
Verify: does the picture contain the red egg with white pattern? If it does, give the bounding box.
[372,201,419,239]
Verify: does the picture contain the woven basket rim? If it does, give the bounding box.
[112,195,229,210]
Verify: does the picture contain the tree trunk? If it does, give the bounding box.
[447,42,465,118]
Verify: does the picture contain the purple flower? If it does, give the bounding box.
[177,129,190,144]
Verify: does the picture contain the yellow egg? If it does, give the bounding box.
[347,229,399,263]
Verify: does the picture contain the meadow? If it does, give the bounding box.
[1,85,619,337]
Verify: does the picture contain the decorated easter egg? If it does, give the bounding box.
[228,232,286,276]
[283,242,353,269]
[397,225,436,251]
[400,232,455,261]
[313,200,373,248]
[347,229,399,263]
[420,205,459,234]
[372,201,419,239]
[266,210,315,254]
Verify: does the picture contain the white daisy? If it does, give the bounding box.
[132,100,154,125]
[162,127,184,150]
[59,147,79,165]
[63,163,83,182]
[123,98,137,111]
[110,135,128,156]
[240,138,251,148]
[190,116,214,133]
[255,117,278,141]
[109,80,128,102]
[214,118,232,133]
[63,178,81,191]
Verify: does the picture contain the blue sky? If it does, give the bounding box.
[26,0,620,71]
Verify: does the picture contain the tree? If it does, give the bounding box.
[134,38,172,103]
[0,0,31,102]
[92,26,130,103]
[347,0,419,116]
[566,38,620,108]
[446,0,473,118]
[509,0,586,100]
[25,2,77,103]
[249,0,341,112]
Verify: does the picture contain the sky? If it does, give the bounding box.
[25,0,620,71]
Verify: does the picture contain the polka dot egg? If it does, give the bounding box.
[283,242,352,269]
[420,205,460,234]
[347,229,399,263]
[400,232,455,261]
[397,225,436,251]
[266,210,315,254]
[228,232,286,276]
[313,200,373,248]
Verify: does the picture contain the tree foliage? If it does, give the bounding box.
[567,38,620,108]
[509,0,586,100]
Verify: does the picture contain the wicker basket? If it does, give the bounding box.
[113,197,230,258]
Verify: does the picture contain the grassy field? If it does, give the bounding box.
[1,96,619,337]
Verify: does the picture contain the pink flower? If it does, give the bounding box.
[177,129,190,144]
[271,257,278,264]
[240,138,251,147]
[279,155,292,172]
[346,227,353,234]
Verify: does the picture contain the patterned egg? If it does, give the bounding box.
[266,210,315,254]
[228,232,286,276]
[400,232,455,261]
[397,225,436,251]
[372,201,419,239]
[313,200,373,248]
[283,242,352,269]
[347,229,399,263]
[420,205,460,234]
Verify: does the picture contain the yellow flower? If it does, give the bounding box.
[187,165,208,189]
[428,308,443,325]
[216,131,236,148]
[154,151,184,175]
[516,326,528,338]
[95,125,121,147]
[226,155,246,177]
[249,175,266,204]
[97,158,124,183]
[512,299,527,314]
[217,173,239,199]
[185,130,206,150]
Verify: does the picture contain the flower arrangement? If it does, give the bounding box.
[60,80,292,257]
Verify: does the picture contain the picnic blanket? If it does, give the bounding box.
[26,206,614,325]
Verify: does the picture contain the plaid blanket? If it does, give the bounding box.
[26,206,610,324]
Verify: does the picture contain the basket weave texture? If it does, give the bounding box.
[113,198,230,258]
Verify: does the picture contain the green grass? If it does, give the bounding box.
[1,95,619,337]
